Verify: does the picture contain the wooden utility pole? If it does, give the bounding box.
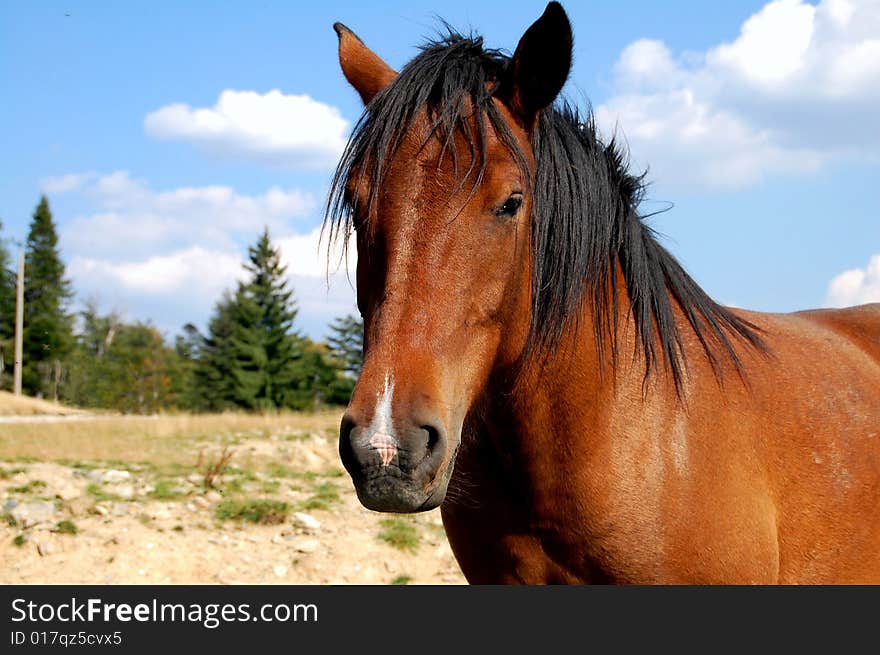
[13,251,24,396]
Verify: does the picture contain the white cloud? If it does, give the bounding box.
[67,247,243,338]
[144,90,349,169]
[60,171,315,260]
[277,226,355,279]
[594,92,822,188]
[612,40,682,89]
[69,247,244,296]
[68,242,356,341]
[280,228,358,338]
[594,0,880,189]
[825,254,880,306]
[290,273,357,339]
[55,171,355,339]
[41,172,97,194]
[708,0,815,86]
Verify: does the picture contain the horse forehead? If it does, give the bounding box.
[390,126,524,192]
[403,101,526,165]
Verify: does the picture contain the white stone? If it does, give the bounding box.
[10,501,55,528]
[37,541,56,556]
[115,485,135,500]
[54,484,82,501]
[292,538,320,554]
[292,512,321,531]
[102,469,131,483]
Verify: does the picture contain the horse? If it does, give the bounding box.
[326,2,880,584]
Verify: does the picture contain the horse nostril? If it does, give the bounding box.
[340,414,358,441]
[422,424,442,453]
[338,414,360,471]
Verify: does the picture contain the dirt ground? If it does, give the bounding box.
[0,417,467,585]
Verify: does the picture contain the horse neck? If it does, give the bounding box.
[483,267,647,489]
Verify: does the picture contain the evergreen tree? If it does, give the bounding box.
[173,323,202,410]
[0,220,16,388]
[327,314,364,377]
[22,196,73,398]
[297,339,357,407]
[175,323,203,362]
[194,229,358,412]
[193,292,240,411]
[228,228,305,410]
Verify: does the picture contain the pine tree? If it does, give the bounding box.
[173,323,202,410]
[22,196,73,398]
[193,292,240,411]
[296,339,357,407]
[0,220,17,389]
[230,228,305,409]
[195,229,357,411]
[327,314,364,377]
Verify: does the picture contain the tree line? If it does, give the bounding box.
[0,196,363,413]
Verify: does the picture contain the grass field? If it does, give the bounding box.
[0,390,89,417]
[0,389,343,470]
[0,393,465,584]
[0,409,344,469]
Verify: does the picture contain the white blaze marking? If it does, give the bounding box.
[368,374,397,466]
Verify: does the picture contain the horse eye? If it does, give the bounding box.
[496,193,523,218]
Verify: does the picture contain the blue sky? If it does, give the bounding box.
[1,0,878,341]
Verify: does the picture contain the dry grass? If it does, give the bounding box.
[0,391,90,417]
[0,410,344,466]
[200,446,234,489]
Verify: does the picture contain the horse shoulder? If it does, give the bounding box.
[725,304,880,582]
[789,302,880,364]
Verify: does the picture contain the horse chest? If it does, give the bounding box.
[443,493,674,584]
[527,488,676,583]
[443,443,679,583]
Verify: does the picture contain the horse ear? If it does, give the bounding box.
[502,2,572,128]
[333,22,398,105]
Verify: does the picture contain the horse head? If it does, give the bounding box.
[330,3,573,512]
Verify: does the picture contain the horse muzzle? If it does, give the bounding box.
[339,413,456,512]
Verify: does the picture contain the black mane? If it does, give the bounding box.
[326,32,765,390]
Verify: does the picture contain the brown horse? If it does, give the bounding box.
[327,2,880,583]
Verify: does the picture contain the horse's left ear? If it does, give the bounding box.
[333,22,398,105]
[501,2,572,128]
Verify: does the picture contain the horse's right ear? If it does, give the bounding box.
[501,2,573,128]
[333,23,397,105]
